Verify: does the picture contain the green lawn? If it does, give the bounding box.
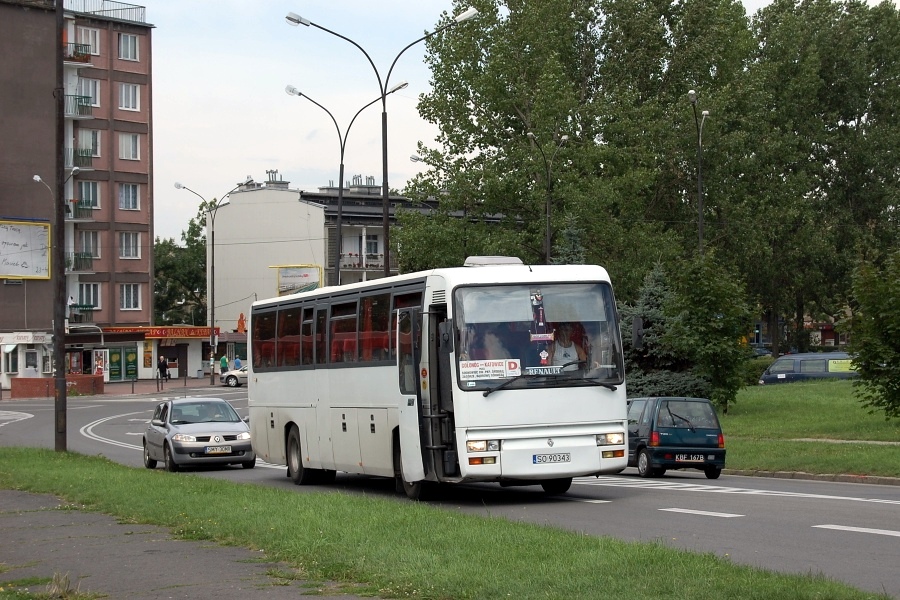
[0,448,887,600]
[722,380,900,477]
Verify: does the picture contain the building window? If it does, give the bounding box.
[80,230,100,258]
[118,33,138,60]
[78,129,101,157]
[119,83,139,111]
[77,26,100,55]
[4,348,18,374]
[119,232,140,258]
[120,283,141,310]
[366,234,380,256]
[79,282,100,308]
[118,184,139,210]
[77,77,100,107]
[78,181,100,208]
[119,133,139,160]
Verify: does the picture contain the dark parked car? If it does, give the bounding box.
[758,352,856,385]
[627,397,725,479]
[143,398,255,472]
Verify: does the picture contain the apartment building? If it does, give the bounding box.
[0,0,154,388]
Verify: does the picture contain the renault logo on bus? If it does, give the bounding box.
[547,438,554,447]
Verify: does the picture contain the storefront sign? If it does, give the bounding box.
[102,326,218,339]
[0,332,51,344]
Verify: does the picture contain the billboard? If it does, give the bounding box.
[0,220,51,279]
[273,264,322,296]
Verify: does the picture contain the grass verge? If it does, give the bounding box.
[0,447,888,600]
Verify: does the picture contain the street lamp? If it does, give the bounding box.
[526,132,568,264]
[174,179,250,384]
[33,165,81,451]
[286,6,478,277]
[286,84,406,285]
[688,89,709,255]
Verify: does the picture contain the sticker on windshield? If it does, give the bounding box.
[460,359,521,381]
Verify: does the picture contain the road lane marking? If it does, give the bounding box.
[660,508,743,518]
[570,499,612,504]
[813,524,900,538]
[0,411,33,427]
[574,476,900,505]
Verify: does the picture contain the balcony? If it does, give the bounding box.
[64,147,94,171]
[339,253,399,271]
[68,304,95,323]
[65,200,95,221]
[63,43,92,66]
[65,252,95,273]
[64,95,94,120]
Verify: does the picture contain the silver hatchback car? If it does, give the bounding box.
[143,398,256,471]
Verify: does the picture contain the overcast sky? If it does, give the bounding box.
[149,0,775,242]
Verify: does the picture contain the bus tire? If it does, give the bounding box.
[287,426,315,485]
[393,438,425,500]
[541,478,572,495]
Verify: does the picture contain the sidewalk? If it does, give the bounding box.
[0,489,372,600]
[102,376,222,397]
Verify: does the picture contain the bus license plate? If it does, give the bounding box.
[676,454,704,462]
[205,446,231,454]
[533,453,571,464]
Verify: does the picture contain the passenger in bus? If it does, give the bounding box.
[482,327,512,359]
[547,322,586,371]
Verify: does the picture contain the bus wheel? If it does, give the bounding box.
[541,478,572,495]
[392,439,425,500]
[287,426,314,485]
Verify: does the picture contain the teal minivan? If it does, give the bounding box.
[758,352,856,385]
[626,397,726,479]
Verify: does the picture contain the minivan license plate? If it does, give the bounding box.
[533,453,571,464]
[206,446,231,454]
[676,454,704,462]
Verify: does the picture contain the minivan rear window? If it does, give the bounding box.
[656,400,718,429]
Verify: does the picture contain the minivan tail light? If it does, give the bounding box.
[718,433,725,448]
[650,431,660,447]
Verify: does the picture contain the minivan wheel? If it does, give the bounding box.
[704,466,722,480]
[637,449,654,478]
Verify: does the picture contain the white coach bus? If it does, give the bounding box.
[248,256,627,499]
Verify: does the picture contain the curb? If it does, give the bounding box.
[724,469,900,486]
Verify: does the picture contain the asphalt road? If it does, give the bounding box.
[2,387,899,598]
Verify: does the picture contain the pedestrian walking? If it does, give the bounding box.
[157,356,168,381]
[220,355,228,374]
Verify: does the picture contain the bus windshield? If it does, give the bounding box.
[454,283,623,391]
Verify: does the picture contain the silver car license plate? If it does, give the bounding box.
[205,445,231,454]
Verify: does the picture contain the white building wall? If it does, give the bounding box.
[208,185,326,335]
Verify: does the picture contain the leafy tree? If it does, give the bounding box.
[663,253,753,412]
[845,251,900,420]
[153,202,210,326]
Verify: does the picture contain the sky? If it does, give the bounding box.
[148,0,776,242]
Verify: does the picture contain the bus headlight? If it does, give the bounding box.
[466,440,500,452]
[596,433,624,446]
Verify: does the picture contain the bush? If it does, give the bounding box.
[741,356,774,387]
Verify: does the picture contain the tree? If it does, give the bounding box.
[845,250,900,420]
[153,203,209,326]
[664,253,752,412]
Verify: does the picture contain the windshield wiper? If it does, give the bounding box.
[666,407,695,430]
[483,371,538,397]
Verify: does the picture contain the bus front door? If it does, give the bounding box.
[396,308,425,484]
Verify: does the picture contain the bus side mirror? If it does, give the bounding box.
[632,317,644,350]
[438,321,454,355]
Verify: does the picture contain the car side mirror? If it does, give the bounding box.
[151,418,164,427]
[243,416,250,423]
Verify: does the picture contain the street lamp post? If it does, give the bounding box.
[34,165,80,452]
[688,89,709,255]
[174,180,250,384]
[286,85,405,285]
[286,7,478,277]
[526,132,568,264]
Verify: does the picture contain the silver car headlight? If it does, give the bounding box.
[596,432,624,446]
[236,431,251,441]
[172,433,196,442]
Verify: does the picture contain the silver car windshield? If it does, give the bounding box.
[454,283,623,391]
[170,401,240,424]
